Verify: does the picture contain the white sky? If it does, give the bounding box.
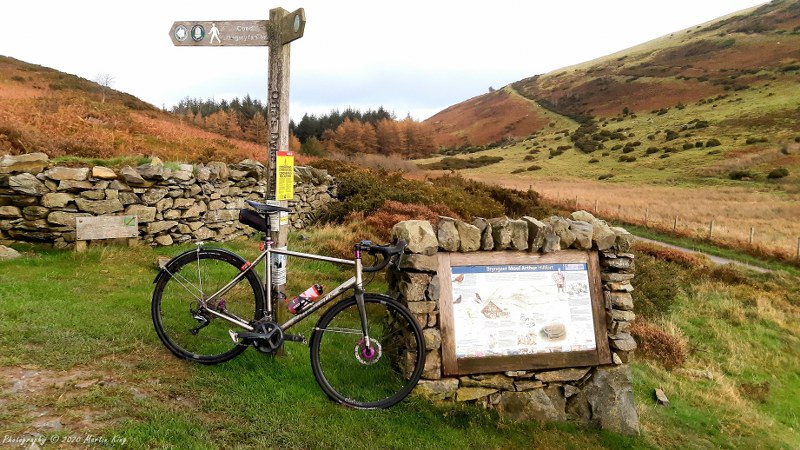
[2,0,767,121]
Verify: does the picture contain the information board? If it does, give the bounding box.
[275,150,294,201]
[438,250,611,375]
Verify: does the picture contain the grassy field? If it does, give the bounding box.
[1,226,798,449]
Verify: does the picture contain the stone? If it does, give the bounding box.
[195,167,211,181]
[489,217,513,250]
[460,374,515,391]
[208,199,226,210]
[610,333,638,352]
[603,256,635,271]
[92,166,117,179]
[423,328,442,350]
[9,173,48,196]
[0,205,22,218]
[541,227,560,253]
[399,272,432,302]
[654,388,670,406]
[205,209,238,222]
[566,365,639,435]
[522,216,547,251]
[676,368,714,380]
[182,201,207,218]
[455,220,481,252]
[398,253,438,272]
[207,161,230,181]
[22,206,49,220]
[570,210,596,223]
[193,227,216,240]
[457,386,498,402]
[514,380,544,391]
[125,204,157,223]
[155,234,173,246]
[118,192,139,205]
[536,368,591,383]
[437,216,460,252]
[142,188,168,205]
[427,275,440,301]
[423,350,441,380]
[47,211,88,227]
[155,197,173,212]
[607,281,634,292]
[173,198,195,209]
[392,220,438,256]
[137,162,165,180]
[0,152,48,174]
[163,209,181,220]
[44,167,89,181]
[612,227,635,252]
[147,221,178,234]
[495,387,566,422]
[601,272,634,282]
[56,180,93,192]
[607,292,634,311]
[120,165,146,185]
[509,219,529,250]
[569,220,593,250]
[0,244,21,260]
[610,310,636,322]
[407,301,437,315]
[233,159,265,178]
[546,216,576,249]
[172,170,193,182]
[414,378,459,401]
[79,190,105,200]
[592,219,617,250]
[75,198,123,215]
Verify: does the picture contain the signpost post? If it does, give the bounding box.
[169,6,305,295]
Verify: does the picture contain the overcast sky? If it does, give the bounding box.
[2,0,767,121]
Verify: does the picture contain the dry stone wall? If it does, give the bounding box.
[389,212,640,435]
[0,153,336,247]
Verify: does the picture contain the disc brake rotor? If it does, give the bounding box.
[355,338,382,365]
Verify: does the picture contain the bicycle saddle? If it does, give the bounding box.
[245,200,291,214]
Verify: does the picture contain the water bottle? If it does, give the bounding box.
[287,284,324,314]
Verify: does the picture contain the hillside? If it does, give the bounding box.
[426,0,800,147]
[419,0,800,260]
[0,56,267,164]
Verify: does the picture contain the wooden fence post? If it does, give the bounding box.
[644,207,649,225]
[796,237,800,260]
[709,220,715,239]
[574,195,579,210]
[673,216,678,231]
[749,227,755,246]
[594,199,598,213]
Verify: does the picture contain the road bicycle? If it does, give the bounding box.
[151,200,426,409]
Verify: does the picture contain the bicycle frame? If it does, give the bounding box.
[195,237,367,336]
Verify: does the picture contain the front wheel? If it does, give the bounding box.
[309,293,426,409]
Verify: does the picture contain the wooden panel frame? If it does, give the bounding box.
[438,250,611,376]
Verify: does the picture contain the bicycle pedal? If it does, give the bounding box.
[284,334,306,344]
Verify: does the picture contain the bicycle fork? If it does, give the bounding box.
[354,248,371,350]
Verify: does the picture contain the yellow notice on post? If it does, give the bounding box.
[276,150,294,201]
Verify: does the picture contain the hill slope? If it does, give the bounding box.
[425,0,800,147]
[0,56,266,164]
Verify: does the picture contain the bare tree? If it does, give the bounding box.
[94,73,114,103]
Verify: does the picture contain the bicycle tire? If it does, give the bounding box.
[309,293,426,409]
[152,248,265,364]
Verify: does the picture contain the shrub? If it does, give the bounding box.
[549,148,565,158]
[729,170,752,180]
[646,147,660,154]
[601,152,610,157]
[611,144,623,151]
[665,130,679,141]
[767,167,789,179]
[630,321,688,369]
[695,141,704,148]
[511,168,525,174]
[523,155,536,161]
[419,155,503,170]
[622,147,635,154]
[618,155,637,162]
[353,200,460,241]
[745,137,768,144]
[659,154,671,158]
[588,158,600,163]
[682,143,695,150]
[598,173,614,180]
[706,138,721,147]
[631,248,688,319]
[527,165,542,171]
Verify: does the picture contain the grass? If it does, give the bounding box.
[1,226,799,448]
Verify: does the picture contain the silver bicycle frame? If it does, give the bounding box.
[197,242,365,335]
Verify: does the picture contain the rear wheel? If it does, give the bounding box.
[152,248,264,364]
[309,293,425,409]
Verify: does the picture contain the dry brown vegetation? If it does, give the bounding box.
[0,57,269,164]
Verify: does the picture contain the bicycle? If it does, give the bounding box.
[151,200,426,409]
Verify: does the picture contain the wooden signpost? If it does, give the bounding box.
[169,6,305,291]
